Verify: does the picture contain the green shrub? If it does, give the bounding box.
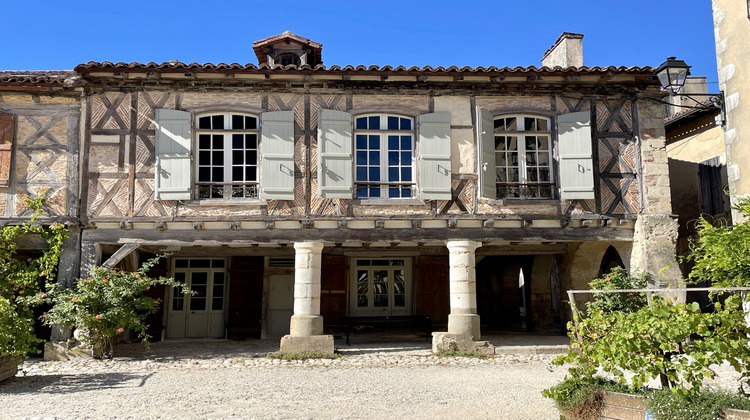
[29,255,189,358]
[267,351,340,361]
[586,267,647,314]
[434,349,491,359]
[0,195,67,359]
[553,295,750,395]
[647,389,750,420]
[686,197,750,288]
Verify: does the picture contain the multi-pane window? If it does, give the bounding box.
[172,258,226,312]
[196,113,259,199]
[354,115,415,198]
[352,258,410,316]
[494,115,553,199]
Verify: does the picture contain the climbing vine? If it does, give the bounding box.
[0,195,67,359]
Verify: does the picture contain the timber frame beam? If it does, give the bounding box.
[82,226,633,244]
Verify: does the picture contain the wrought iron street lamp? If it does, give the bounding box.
[656,57,726,127]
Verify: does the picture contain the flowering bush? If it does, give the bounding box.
[30,255,189,358]
[0,195,67,359]
[586,267,647,314]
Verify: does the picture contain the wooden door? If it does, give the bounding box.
[143,254,168,341]
[321,255,347,331]
[416,256,449,325]
[267,274,294,336]
[227,256,264,339]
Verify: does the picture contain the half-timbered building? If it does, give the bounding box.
[3,32,683,355]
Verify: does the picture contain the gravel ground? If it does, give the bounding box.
[0,339,567,420]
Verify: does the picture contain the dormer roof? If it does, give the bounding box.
[251,31,323,66]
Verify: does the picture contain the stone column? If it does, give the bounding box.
[433,240,493,354]
[447,240,481,338]
[45,239,101,361]
[633,99,685,301]
[279,241,334,354]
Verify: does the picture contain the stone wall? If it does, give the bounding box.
[713,0,750,222]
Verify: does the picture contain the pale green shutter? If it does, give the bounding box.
[478,108,496,198]
[558,111,595,200]
[318,109,353,198]
[155,109,191,201]
[418,112,452,200]
[261,111,295,200]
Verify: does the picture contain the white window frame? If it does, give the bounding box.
[494,114,554,199]
[353,114,416,199]
[195,112,259,199]
[349,258,413,316]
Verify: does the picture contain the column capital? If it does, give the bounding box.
[293,241,324,252]
[446,240,482,253]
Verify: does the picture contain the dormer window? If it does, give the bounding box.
[275,52,302,66]
[252,31,323,67]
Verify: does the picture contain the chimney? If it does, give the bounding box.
[542,33,584,68]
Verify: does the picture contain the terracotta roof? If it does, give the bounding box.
[0,71,81,85]
[252,31,323,49]
[664,95,721,125]
[74,61,655,74]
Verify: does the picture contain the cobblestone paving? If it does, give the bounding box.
[19,339,558,376]
[2,338,567,420]
[3,337,744,420]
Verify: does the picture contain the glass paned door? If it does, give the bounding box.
[350,259,411,316]
[167,258,226,338]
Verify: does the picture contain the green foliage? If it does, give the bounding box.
[434,349,491,359]
[0,195,67,359]
[543,377,604,420]
[586,267,647,314]
[27,255,189,358]
[545,377,750,420]
[647,388,750,420]
[267,351,340,361]
[687,197,750,288]
[552,295,750,396]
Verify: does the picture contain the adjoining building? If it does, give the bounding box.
[712,0,750,222]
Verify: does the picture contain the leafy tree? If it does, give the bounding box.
[0,196,67,359]
[687,198,750,288]
[28,255,189,358]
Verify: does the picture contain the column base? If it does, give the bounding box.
[289,314,324,336]
[432,332,495,354]
[279,335,335,355]
[447,313,481,340]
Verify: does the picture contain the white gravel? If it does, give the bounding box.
[0,340,568,420]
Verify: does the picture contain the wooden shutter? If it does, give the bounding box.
[558,111,594,200]
[317,109,353,198]
[698,156,724,215]
[478,108,496,198]
[418,112,452,200]
[260,111,295,200]
[155,109,191,201]
[0,115,14,187]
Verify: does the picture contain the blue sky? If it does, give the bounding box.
[2,0,718,84]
